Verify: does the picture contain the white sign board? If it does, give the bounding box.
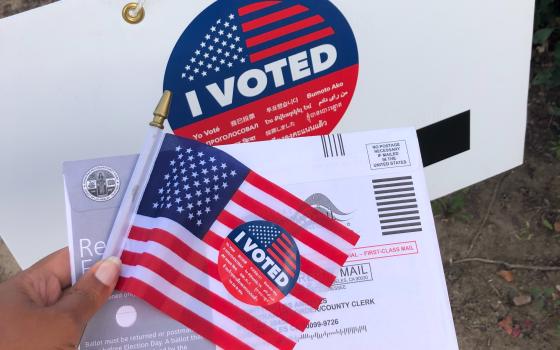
[0,0,534,268]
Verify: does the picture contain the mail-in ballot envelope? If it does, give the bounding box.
[64,128,458,349]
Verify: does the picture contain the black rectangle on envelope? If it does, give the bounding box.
[417,110,470,167]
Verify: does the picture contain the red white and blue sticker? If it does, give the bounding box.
[164,0,359,145]
[217,220,300,306]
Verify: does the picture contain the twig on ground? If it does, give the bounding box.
[465,174,509,256]
[453,257,560,271]
[486,279,502,297]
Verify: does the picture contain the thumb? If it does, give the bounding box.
[56,257,122,327]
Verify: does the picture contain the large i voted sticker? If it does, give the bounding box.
[164,0,359,145]
[217,221,300,306]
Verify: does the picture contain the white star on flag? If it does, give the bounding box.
[179,14,249,80]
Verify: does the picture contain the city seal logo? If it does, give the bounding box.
[82,166,120,202]
[164,0,359,145]
[218,220,300,306]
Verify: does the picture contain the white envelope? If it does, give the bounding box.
[64,128,458,349]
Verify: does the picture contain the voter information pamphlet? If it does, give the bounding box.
[64,128,458,349]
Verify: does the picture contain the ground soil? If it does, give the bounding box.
[0,1,559,349]
[441,66,560,349]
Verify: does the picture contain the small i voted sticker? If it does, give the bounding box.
[164,0,359,145]
[218,220,300,306]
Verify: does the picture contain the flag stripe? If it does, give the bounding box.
[232,190,348,266]
[119,267,272,349]
[290,284,323,309]
[246,172,359,245]
[266,300,310,332]
[121,251,297,349]
[210,219,233,238]
[203,230,224,250]
[280,233,294,248]
[133,216,220,260]
[249,27,335,63]
[245,15,325,48]
[223,202,338,284]
[217,210,244,228]
[300,256,337,286]
[266,248,296,277]
[117,277,254,350]
[128,218,312,331]
[238,0,281,17]
[242,5,309,32]
[277,236,297,259]
[129,226,220,279]
[271,242,297,269]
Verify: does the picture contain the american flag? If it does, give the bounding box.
[181,0,335,81]
[116,133,359,350]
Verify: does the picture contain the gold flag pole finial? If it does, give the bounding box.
[150,90,172,129]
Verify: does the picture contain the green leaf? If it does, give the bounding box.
[543,218,554,230]
[532,70,553,85]
[550,104,560,117]
[552,139,560,159]
[550,68,560,88]
[457,213,474,223]
[431,200,444,216]
[530,287,543,298]
[534,28,555,45]
[554,45,560,61]
[449,192,465,214]
[534,0,558,29]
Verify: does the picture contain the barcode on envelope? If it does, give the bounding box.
[320,134,346,158]
[372,176,422,235]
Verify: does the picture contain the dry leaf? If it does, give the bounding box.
[498,315,513,335]
[498,270,514,282]
[513,294,532,306]
[511,324,522,338]
[521,319,534,332]
[498,315,523,338]
[554,221,560,233]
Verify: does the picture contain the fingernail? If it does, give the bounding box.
[94,257,122,286]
